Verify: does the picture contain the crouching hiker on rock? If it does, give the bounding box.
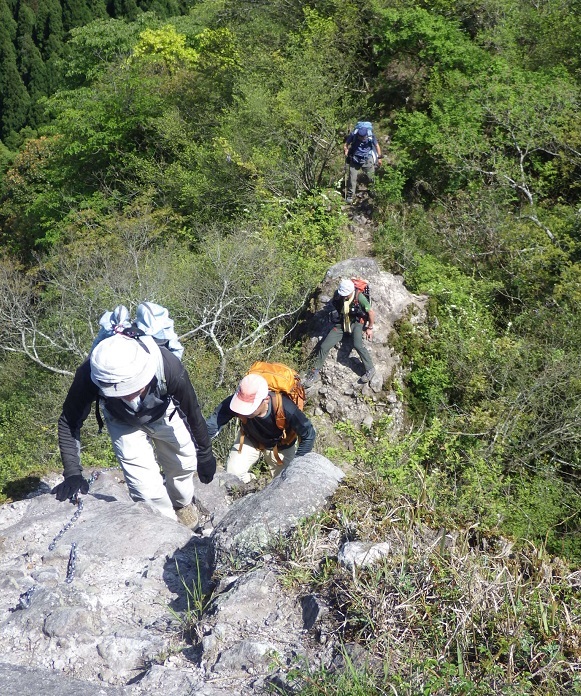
[206,373,316,484]
[52,333,216,529]
[304,278,376,387]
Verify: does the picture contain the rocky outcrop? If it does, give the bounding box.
[304,258,427,437]
[213,453,344,556]
[0,259,429,695]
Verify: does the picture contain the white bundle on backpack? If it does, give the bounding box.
[90,302,184,360]
[90,305,132,353]
[135,302,184,360]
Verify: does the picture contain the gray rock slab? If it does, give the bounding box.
[0,471,208,685]
[212,453,344,555]
[200,567,307,676]
[0,662,129,695]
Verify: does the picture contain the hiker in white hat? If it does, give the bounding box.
[53,333,216,529]
[304,277,376,387]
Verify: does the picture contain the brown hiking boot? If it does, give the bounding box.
[174,503,199,530]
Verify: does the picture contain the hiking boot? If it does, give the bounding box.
[174,503,199,530]
[360,367,376,384]
[303,369,321,388]
[345,197,353,204]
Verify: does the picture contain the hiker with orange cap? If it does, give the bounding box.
[206,373,316,483]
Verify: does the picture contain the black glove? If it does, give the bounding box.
[52,474,90,502]
[197,453,217,485]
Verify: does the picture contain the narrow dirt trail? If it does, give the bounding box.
[342,192,376,257]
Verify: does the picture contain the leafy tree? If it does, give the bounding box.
[61,15,153,87]
[132,24,198,70]
[222,7,363,198]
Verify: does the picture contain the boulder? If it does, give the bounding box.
[212,453,344,556]
[304,258,427,434]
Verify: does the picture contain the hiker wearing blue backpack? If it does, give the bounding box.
[52,305,216,530]
[344,121,382,204]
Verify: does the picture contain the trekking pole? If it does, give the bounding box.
[343,158,348,201]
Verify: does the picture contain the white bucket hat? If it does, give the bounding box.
[90,334,157,397]
[337,278,355,297]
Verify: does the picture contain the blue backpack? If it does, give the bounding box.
[352,120,374,137]
[349,121,378,164]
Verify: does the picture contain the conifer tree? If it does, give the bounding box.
[16,4,48,128]
[62,0,90,30]
[34,0,64,61]
[107,0,140,20]
[0,13,30,144]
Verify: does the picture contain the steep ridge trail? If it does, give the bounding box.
[342,191,376,257]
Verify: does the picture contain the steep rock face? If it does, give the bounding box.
[304,258,427,436]
[0,454,344,695]
[213,453,344,556]
[0,471,198,686]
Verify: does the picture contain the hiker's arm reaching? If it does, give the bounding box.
[163,351,216,484]
[373,137,382,165]
[283,398,316,457]
[54,360,97,499]
[344,133,354,158]
[365,308,376,339]
[205,398,234,440]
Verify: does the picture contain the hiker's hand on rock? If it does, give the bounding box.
[52,474,90,501]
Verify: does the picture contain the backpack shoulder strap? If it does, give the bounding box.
[273,392,286,434]
[138,335,167,396]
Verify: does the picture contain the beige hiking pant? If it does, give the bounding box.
[226,429,297,483]
[103,405,198,520]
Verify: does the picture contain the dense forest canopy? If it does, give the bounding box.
[0,0,580,688]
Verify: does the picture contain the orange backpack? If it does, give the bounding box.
[238,361,306,461]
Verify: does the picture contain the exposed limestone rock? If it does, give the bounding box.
[304,258,427,439]
[0,455,344,695]
[213,453,344,556]
[338,541,394,570]
[0,470,218,690]
[0,662,130,695]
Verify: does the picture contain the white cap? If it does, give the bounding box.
[90,334,157,397]
[337,278,355,297]
[230,374,269,416]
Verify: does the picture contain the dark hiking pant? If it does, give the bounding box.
[347,157,376,200]
[314,322,374,373]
